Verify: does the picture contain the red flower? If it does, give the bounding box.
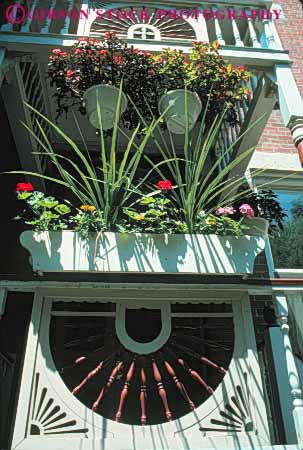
[104,32,111,39]
[60,52,69,57]
[238,66,246,71]
[144,51,151,57]
[16,182,34,192]
[114,56,123,64]
[66,69,74,78]
[52,48,62,55]
[74,48,83,55]
[157,180,172,191]
[100,49,108,56]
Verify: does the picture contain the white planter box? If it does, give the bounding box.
[20,231,266,274]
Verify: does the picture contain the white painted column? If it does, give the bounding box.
[20,0,38,32]
[61,0,74,34]
[247,15,261,48]
[212,7,225,45]
[40,0,56,33]
[230,16,243,46]
[263,18,277,49]
[269,327,297,443]
[274,291,303,445]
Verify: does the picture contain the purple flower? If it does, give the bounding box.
[239,203,255,219]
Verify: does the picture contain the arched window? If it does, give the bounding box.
[90,7,196,42]
[128,24,160,40]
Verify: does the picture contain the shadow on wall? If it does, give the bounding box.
[0,95,33,277]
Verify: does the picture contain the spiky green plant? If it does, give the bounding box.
[7,84,170,229]
[128,91,267,233]
[7,86,274,234]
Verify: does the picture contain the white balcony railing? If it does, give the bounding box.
[0,1,283,53]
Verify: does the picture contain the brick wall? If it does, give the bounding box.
[256,0,303,155]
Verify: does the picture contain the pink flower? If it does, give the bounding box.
[100,49,108,56]
[239,203,255,219]
[74,48,83,55]
[215,207,226,216]
[215,206,235,215]
[224,206,235,215]
[52,48,62,55]
[104,32,111,39]
[66,69,74,78]
[59,52,69,57]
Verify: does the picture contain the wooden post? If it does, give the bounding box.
[275,291,303,445]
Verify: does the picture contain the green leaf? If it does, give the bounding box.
[17,192,32,200]
[37,199,59,209]
[54,204,71,215]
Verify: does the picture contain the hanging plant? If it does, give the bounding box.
[48,35,252,130]
[154,41,252,126]
[48,32,160,130]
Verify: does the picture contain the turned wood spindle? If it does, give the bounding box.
[115,359,136,422]
[178,359,213,394]
[72,361,104,395]
[152,359,172,421]
[164,360,195,410]
[140,368,147,426]
[75,356,86,365]
[92,361,123,411]
[200,356,227,374]
[171,342,226,374]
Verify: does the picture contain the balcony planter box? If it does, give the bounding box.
[20,231,265,275]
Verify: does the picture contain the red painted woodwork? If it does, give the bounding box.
[75,356,86,365]
[152,359,172,421]
[171,343,226,375]
[72,360,104,395]
[178,358,213,394]
[115,359,136,422]
[164,360,195,410]
[140,368,147,426]
[200,356,227,374]
[92,361,123,411]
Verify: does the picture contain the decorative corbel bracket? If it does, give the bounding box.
[275,64,303,166]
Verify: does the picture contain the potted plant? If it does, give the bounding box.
[48,37,251,133]
[48,33,160,130]
[158,89,202,134]
[231,188,287,236]
[154,42,252,131]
